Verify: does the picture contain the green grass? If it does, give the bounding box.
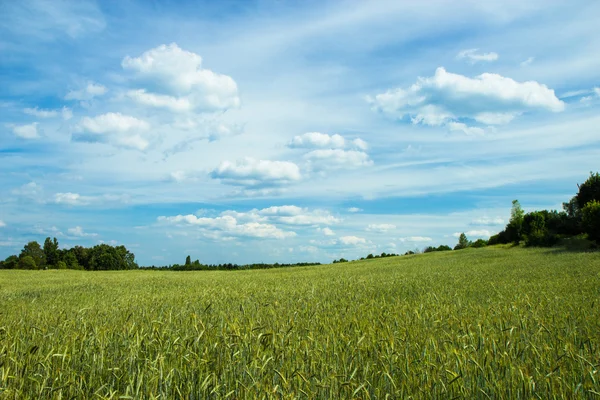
[1,247,599,399]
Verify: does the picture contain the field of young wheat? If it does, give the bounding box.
[1,246,599,399]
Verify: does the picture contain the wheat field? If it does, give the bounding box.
[1,246,599,399]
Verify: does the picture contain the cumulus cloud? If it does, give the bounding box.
[126,89,192,112]
[352,138,368,150]
[400,236,432,242]
[65,82,107,101]
[456,49,499,63]
[67,226,97,237]
[158,214,295,239]
[23,107,58,118]
[339,236,367,245]
[366,223,396,232]
[453,230,493,238]
[226,205,339,226]
[289,132,345,149]
[76,112,151,150]
[79,112,150,134]
[122,43,240,112]
[471,217,505,226]
[369,67,564,134]
[210,157,301,187]
[11,123,39,139]
[304,149,373,170]
[347,207,362,213]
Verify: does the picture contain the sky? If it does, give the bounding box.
[1,0,599,266]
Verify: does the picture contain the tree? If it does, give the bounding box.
[2,255,19,269]
[454,233,471,250]
[19,241,45,268]
[63,252,81,270]
[581,200,600,244]
[471,239,488,248]
[18,255,37,270]
[576,172,600,210]
[43,237,60,268]
[185,255,191,266]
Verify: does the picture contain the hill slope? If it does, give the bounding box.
[1,247,599,398]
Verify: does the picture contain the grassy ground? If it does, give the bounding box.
[1,246,599,399]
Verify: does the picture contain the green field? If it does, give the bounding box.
[1,247,599,399]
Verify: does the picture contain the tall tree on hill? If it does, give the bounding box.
[454,233,471,250]
[506,200,525,244]
[185,255,191,266]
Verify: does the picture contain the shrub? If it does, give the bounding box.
[581,200,600,244]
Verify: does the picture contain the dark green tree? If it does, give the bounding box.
[185,255,191,266]
[19,241,45,268]
[43,237,60,268]
[454,233,470,250]
[2,255,19,269]
[576,172,600,210]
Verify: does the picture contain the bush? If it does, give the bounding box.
[57,261,68,269]
[581,200,600,244]
[471,239,488,248]
[18,256,37,270]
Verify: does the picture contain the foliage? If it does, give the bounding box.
[332,258,348,263]
[43,237,60,268]
[576,171,600,210]
[454,233,471,250]
[470,238,488,248]
[17,255,37,270]
[19,241,45,268]
[1,247,599,398]
[424,245,452,253]
[2,239,137,270]
[581,200,600,244]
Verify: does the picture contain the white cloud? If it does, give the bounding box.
[447,122,485,136]
[126,89,192,112]
[11,123,39,139]
[456,49,499,63]
[65,82,107,101]
[399,236,432,242]
[210,157,301,187]
[114,134,149,151]
[54,192,91,206]
[369,67,565,133]
[0,220,5,227]
[366,223,396,232]
[277,212,339,226]
[595,88,600,97]
[61,107,73,120]
[67,226,97,237]
[352,138,368,151]
[158,214,295,239]
[54,192,129,206]
[259,205,304,216]
[11,182,42,199]
[304,149,373,170]
[79,112,150,134]
[520,57,535,67]
[23,107,58,118]
[471,217,505,226]
[453,230,493,238]
[289,132,345,149]
[347,207,362,213]
[122,43,240,111]
[319,227,335,236]
[339,236,367,245]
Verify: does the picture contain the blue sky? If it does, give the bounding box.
[1,0,599,265]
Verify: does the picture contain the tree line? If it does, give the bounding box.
[0,238,138,270]
[1,172,598,270]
